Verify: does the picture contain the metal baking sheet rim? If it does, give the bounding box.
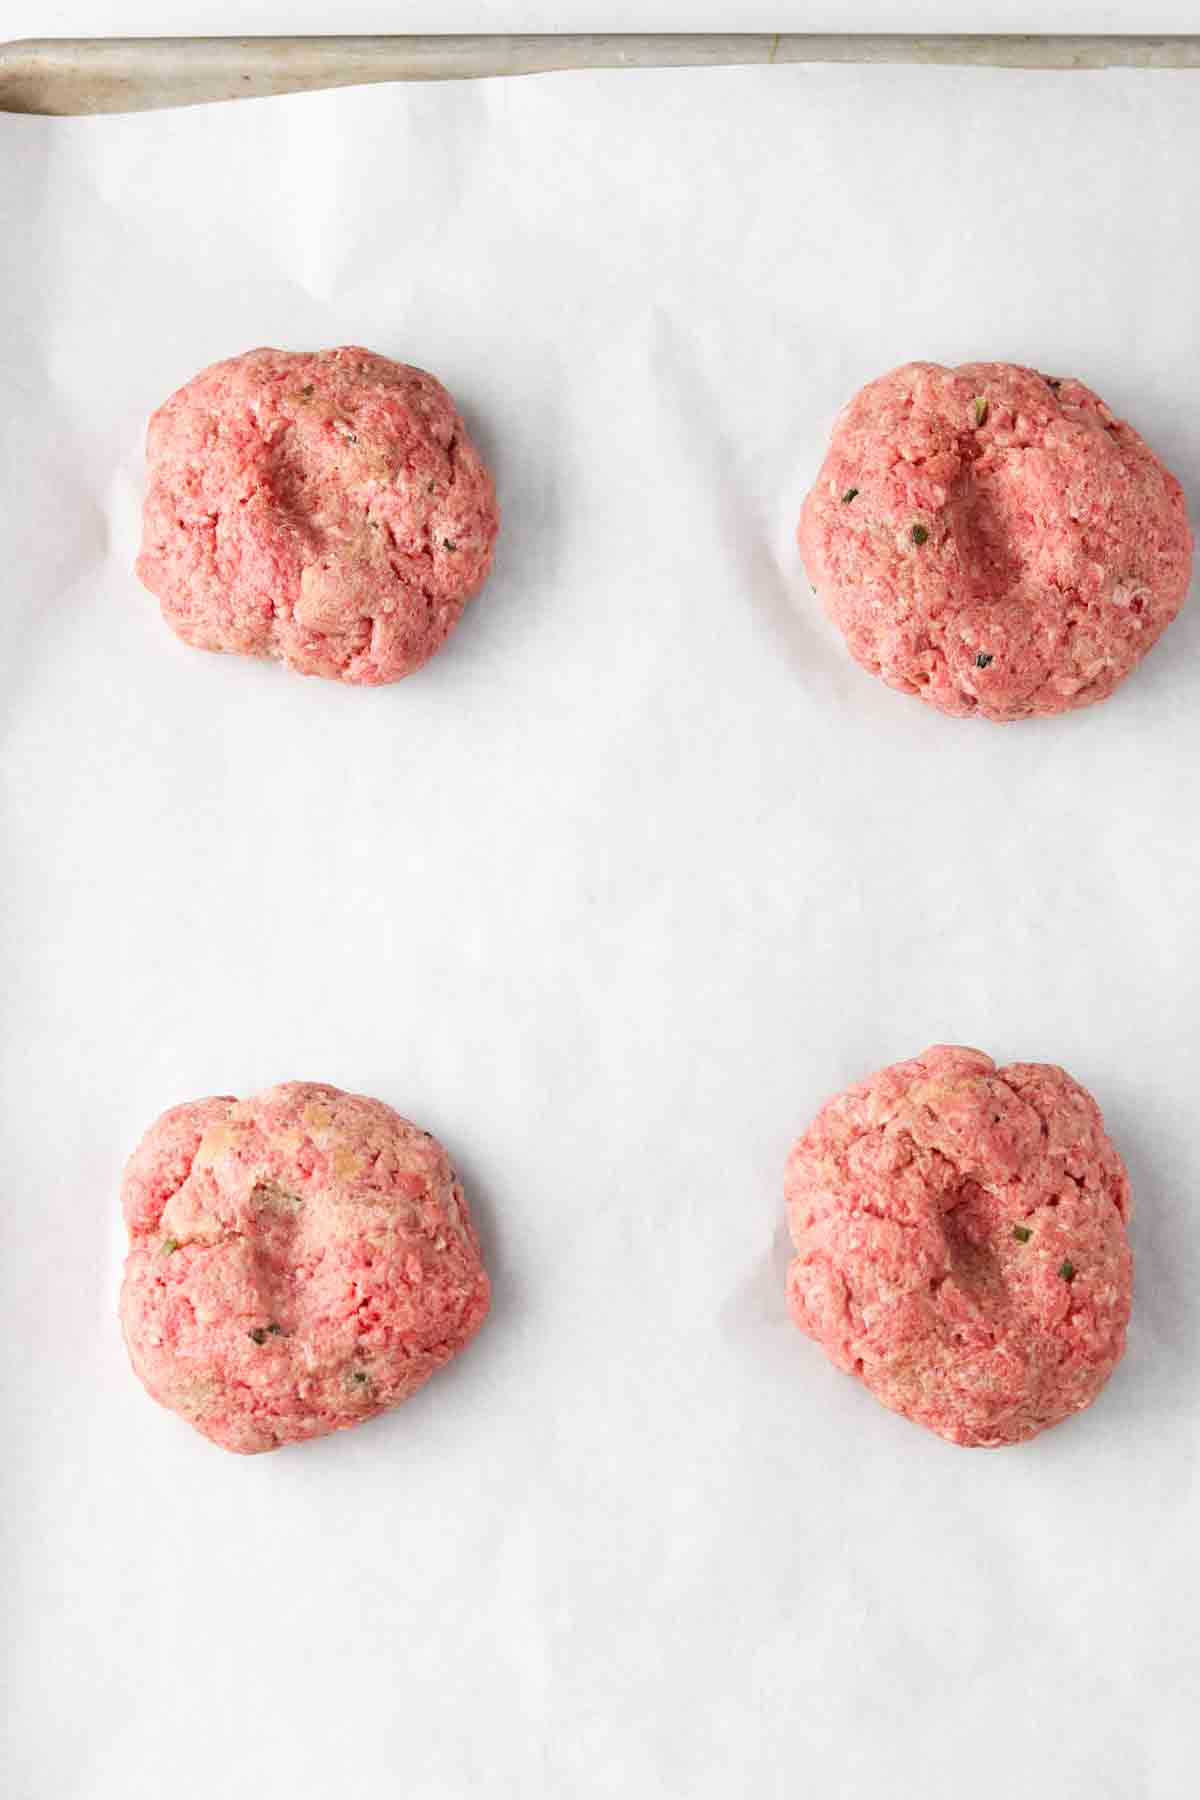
[2,33,1200,116]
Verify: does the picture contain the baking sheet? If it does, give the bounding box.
[3,63,1199,1800]
[10,35,1200,121]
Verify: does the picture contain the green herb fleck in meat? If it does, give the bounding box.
[248,1327,269,1345]
[442,538,458,552]
[911,524,929,546]
[841,486,859,504]
[974,396,989,427]
[1012,1224,1032,1243]
[161,1237,180,1256]
[1058,1259,1076,1283]
[975,652,994,669]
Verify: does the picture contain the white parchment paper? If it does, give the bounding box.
[3,65,1199,1800]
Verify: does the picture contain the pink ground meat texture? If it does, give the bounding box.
[798,362,1192,720]
[136,347,499,685]
[785,1046,1132,1446]
[119,1083,491,1453]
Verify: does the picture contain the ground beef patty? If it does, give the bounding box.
[137,347,499,684]
[799,361,1191,720]
[785,1046,1132,1446]
[120,1082,491,1453]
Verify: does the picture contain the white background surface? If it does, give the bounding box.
[5,3,1200,45]
[4,59,1200,1800]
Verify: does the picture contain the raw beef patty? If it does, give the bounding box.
[137,347,499,684]
[120,1082,491,1453]
[785,1045,1132,1445]
[799,362,1191,719]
